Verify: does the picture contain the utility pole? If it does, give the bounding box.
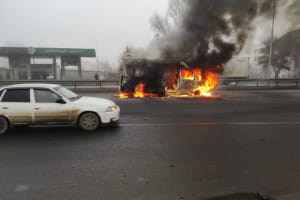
[248,57,251,79]
[268,0,276,79]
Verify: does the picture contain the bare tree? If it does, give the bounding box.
[260,38,291,79]
[167,0,185,26]
[150,13,170,36]
[272,51,290,79]
[259,40,286,79]
[150,0,186,36]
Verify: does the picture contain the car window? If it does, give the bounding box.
[2,89,30,103]
[54,86,81,101]
[34,89,61,103]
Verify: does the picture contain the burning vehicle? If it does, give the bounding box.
[117,0,274,99]
[119,59,222,98]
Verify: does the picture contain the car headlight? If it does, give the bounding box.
[107,106,117,112]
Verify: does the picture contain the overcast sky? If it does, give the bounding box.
[0,0,168,67]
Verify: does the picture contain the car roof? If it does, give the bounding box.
[1,83,60,90]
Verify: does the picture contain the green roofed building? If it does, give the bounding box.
[0,47,96,80]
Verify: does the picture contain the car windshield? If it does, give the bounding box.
[54,86,81,101]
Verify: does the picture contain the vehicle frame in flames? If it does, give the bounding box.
[119,59,220,97]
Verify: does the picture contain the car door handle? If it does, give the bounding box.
[34,108,40,110]
[2,107,8,110]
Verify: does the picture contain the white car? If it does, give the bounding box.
[0,84,120,135]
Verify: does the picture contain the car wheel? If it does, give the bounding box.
[0,117,9,135]
[78,112,100,131]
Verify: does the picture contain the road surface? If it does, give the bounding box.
[1,90,300,200]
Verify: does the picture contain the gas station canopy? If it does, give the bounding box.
[0,47,96,80]
[0,47,96,57]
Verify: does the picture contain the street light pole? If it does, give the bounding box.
[96,40,100,73]
[268,0,276,79]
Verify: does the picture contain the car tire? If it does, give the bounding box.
[0,117,9,135]
[78,112,100,131]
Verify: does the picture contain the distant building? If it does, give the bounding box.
[254,29,300,79]
[275,29,300,78]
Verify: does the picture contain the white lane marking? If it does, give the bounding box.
[118,121,300,127]
[15,185,30,192]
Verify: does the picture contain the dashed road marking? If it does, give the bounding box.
[15,185,30,192]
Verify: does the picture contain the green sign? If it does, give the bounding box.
[0,47,96,57]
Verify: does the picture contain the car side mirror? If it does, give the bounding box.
[56,99,66,104]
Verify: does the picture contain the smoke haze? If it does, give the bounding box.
[154,0,300,71]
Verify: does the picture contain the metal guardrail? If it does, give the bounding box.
[0,80,120,89]
[219,78,300,88]
[0,79,300,89]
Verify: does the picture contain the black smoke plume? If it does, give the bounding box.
[160,0,270,69]
[121,0,279,94]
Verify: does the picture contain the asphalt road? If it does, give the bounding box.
[1,90,300,200]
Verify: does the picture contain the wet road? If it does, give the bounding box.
[1,90,300,200]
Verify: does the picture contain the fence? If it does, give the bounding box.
[0,80,120,89]
[0,78,300,90]
[219,78,300,89]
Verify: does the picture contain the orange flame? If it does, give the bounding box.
[181,69,194,80]
[166,83,178,91]
[192,71,219,97]
[134,83,145,98]
[193,69,202,81]
[181,69,203,81]
[117,83,159,98]
[117,65,220,99]
[118,92,130,99]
